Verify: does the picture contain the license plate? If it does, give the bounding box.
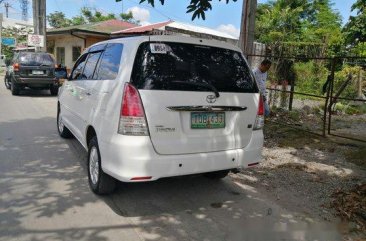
[191,112,225,129]
[32,70,44,75]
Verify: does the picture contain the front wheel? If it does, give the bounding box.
[88,137,116,195]
[57,106,73,138]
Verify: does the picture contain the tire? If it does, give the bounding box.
[57,106,73,138]
[11,79,20,95]
[50,85,59,96]
[4,76,11,90]
[204,170,230,179]
[88,137,116,195]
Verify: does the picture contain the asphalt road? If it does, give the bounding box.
[0,76,342,241]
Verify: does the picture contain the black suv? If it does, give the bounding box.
[5,52,60,96]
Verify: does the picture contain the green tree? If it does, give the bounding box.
[120,11,140,24]
[343,0,366,46]
[47,8,138,28]
[138,0,237,20]
[47,11,72,28]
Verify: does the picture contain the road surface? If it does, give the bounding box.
[0,76,342,241]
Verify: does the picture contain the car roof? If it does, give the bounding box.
[88,35,242,53]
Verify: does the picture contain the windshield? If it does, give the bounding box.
[19,53,55,66]
[131,42,258,93]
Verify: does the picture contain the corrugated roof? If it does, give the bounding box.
[112,20,237,40]
[112,20,173,34]
[47,20,137,34]
[168,22,237,40]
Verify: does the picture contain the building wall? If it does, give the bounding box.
[47,35,84,70]
[47,34,109,71]
[86,37,108,47]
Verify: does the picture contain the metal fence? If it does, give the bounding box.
[247,54,366,142]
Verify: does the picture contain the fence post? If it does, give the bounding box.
[289,78,295,111]
[327,57,337,135]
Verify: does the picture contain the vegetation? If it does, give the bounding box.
[47,8,138,28]
[255,0,365,104]
[138,0,237,20]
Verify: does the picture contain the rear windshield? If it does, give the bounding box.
[19,53,55,66]
[131,42,258,93]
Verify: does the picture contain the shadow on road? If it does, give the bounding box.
[0,116,343,241]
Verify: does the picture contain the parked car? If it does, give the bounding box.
[57,36,264,194]
[6,52,59,96]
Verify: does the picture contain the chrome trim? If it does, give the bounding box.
[166,106,247,112]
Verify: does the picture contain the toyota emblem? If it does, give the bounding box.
[206,95,216,103]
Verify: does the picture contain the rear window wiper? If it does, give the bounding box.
[171,81,220,98]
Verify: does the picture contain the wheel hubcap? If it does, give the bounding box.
[89,147,99,185]
[58,114,64,133]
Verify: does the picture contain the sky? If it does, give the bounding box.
[2,0,357,38]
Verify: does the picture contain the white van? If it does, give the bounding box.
[57,36,264,194]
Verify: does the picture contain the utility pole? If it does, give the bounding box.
[239,0,257,65]
[32,0,46,52]
[4,2,10,18]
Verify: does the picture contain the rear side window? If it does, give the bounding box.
[94,44,123,80]
[131,42,258,93]
[19,53,55,66]
[82,51,102,80]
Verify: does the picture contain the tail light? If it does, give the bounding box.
[253,95,264,130]
[118,83,149,136]
[13,63,20,71]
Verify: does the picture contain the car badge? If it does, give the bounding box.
[206,95,216,103]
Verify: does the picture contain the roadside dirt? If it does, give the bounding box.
[231,122,366,240]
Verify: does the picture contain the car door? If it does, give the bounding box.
[76,47,105,143]
[60,53,88,141]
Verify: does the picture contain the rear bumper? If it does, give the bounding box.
[100,130,263,182]
[14,76,58,86]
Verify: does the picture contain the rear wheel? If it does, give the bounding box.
[204,170,230,179]
[4,76,11,90]
[57,106,73,138]
[88,137,116,195]
[50,85,59,96]
[11,80,20,95]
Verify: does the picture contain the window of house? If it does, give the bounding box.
[56,47,65,65]
[94,44,123,80]
[72,46,82,62]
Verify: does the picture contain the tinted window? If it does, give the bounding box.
[95,44,123,80]
[82,52,102,80]
[70,54,87,80]
[19,53,55,66]
[131,42,257,93]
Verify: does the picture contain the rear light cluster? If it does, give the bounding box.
[13,63,20,71]
[253,95,264,130]
[118,83,149,136]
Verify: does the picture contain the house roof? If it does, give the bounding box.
[47,19,137,35]
[112,20,238,40]
[112,20,173,34]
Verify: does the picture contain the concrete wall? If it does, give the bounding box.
[47,35,109,70]
[47,35,84,70]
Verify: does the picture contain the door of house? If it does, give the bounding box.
[56,47,65,66]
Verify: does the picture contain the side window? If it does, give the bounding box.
[81,51,102,80]
[70,54,87,80]
[95,43,123,80]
